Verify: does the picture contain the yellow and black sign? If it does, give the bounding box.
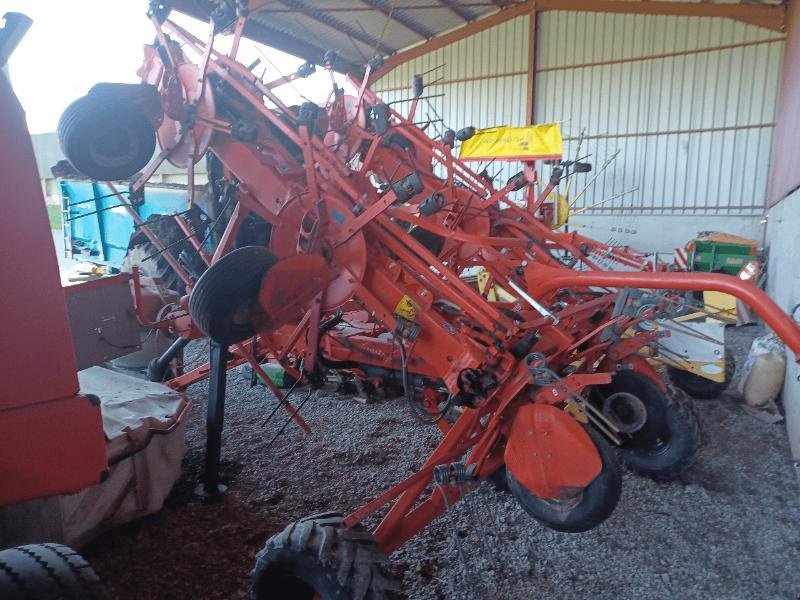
[459,123,563,162]
[394,295,419,320]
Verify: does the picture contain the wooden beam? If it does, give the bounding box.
[526,8,537,124]
[375,0,785,78]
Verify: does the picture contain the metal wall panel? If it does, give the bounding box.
[374,12,784,217]
[375,15,530,187]
[536,12,785,216]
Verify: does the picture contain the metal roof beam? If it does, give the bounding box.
[376,0,785,77]
[169,0,363,73]
[535,0,784,26]
[375,1,532,77]
[276,0,397,55]
[361,0,438,40]
[243,18,363,72]
[437,0,479,22]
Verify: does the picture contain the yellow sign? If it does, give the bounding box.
[564,400,589,424]
[459,123,563,162]
[394,295,419,320]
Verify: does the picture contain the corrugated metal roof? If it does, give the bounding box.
[169,0,502,72]
[168,1,783,74]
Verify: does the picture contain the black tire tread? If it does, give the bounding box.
[43,542,106,598]
[0,559,32,599]
[58,92,155,181]
[506,427,622,534]
[0,543,108,600]
[123,211,208,294]
[667,349,735,399]
[630,384,702,482]
[251,514,400,600]
[600,371,701,482]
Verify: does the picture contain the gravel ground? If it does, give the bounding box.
[84,325,800,599]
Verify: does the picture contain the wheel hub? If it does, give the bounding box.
[602,391,648,434]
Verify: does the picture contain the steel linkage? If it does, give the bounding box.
[57,3,800,596]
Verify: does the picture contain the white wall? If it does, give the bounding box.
[569,213,764,254]
[537,12,784,218]
[766,194,800,479]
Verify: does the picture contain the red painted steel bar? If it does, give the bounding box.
[234,344,311,434]
[529,268,800,359]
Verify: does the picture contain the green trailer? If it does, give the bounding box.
[689,235,757,275]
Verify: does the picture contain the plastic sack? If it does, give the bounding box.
[738,333,786,408]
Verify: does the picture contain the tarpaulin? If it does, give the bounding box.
[459,123,563,162]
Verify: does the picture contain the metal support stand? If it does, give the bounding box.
[146,336,190,382]
[195,341,229,500]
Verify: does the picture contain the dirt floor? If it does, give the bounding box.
[84,325,800,599]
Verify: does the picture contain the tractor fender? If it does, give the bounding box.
[504,404,602,500]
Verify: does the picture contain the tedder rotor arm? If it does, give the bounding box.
[527,268,800,359]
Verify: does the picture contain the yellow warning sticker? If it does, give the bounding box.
[394,295,419,320]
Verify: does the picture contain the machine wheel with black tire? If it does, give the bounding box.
[667,349,735,399]
[0,543,108,600]
[409,226,445,256]
[488,467,511,493]
[57,87,157,181]
[597,371,701,482]
[506,427,622,533]
[189,246,278,345]
[123,210,209,295]
[251,513,400,600]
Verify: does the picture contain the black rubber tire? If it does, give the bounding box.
[189,246,278,345]
[58,91,156,181]
[0,543,108,600]
[123,212,209,294]
[506,427,622,533]
[598,371,701,482]
[488,467,511,493]
[409,226,445,256]
[667,350,735,399]
[251,512,400,600]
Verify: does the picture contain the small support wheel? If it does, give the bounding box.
[597,371,701,482]
[188,246,278,345]
[506,427,622,533]
[251,513,401,600]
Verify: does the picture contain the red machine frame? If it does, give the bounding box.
[61,2,800,566]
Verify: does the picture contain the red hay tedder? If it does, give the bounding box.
[54,2,800,597]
